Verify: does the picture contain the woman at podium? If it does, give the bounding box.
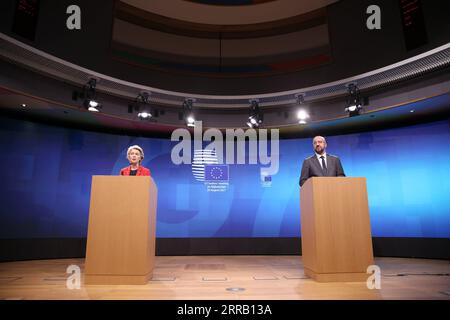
[120,145,151,176]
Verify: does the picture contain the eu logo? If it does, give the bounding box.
[204,165,229,181]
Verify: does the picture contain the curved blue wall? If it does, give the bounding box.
[0,117,449,239]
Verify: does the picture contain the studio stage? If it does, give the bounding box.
[1,256,449,300]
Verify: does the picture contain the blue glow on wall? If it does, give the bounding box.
[0,116,449,239]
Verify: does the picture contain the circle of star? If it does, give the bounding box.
[210,167,223,179]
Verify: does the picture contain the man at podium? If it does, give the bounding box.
[120,145,151,176]
[299,136,345,187]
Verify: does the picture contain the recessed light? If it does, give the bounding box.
[21,103,27,107]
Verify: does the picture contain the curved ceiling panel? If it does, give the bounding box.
[120,0,337,25]
[113,20,329,58]
[185,0,276,6]
[112,3,331,77]
[2,32,448,110]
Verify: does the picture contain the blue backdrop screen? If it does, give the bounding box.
[0,117,449,239]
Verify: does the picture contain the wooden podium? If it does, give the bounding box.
[300,177,373,282]
[84,176,157,285]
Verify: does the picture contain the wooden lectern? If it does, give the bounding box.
[84,176,157,285]
[300,177,373,282]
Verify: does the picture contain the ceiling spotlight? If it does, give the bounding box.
[139,92,151,104]
[133,92,153,120]
[85,99,100,112]
[247,116,259,127]
[88,105,100,112]
[345,83,362,117]
[295,93,306,105]
[295,93,310,124]
[297,110,309,122]
[186,115,196,127]
[138,111,152,119]
[84,78,99,110]
[345,104,362,117]
[74,78,102,112]
[247,99,262,128]
[183,98,196,127]
[21,103,27,107]
[297,110,308,120]
[347,105,358,112]
[186,115,195,124]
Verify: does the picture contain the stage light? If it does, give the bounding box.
[73,78,102,112]
[138,111,151,119]
[186,115,195,123]
[183,98,196,127]
[133,92,153,120]
[345,83,362,117]
[247,116,258,128]
[186,115,195,127]
[138,92,151,105]
[347,105,358,112]
[84,78,99,111]
[247,99,262,128]
[295,93,309,124]
[295,93,305,105]
[88,105,100,112]
[84,99,100,112]
[297,110,309,122]
[345,105,362,116]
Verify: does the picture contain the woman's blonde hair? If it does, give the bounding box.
[127,145,144,163]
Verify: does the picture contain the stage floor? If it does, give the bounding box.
[0,256,449,300]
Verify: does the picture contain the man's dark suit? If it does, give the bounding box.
[299,154,345,187]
